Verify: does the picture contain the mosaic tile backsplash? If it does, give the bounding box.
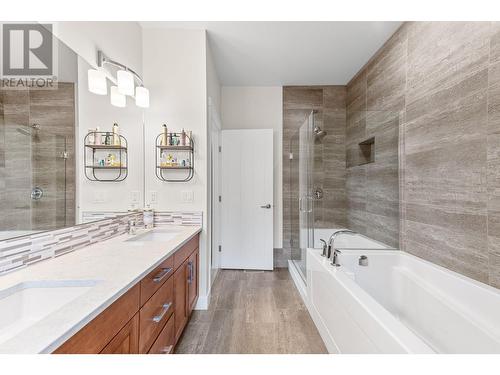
[0,211,202,275]
[154,211,203,226]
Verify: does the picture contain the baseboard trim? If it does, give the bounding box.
[194,291,210,310]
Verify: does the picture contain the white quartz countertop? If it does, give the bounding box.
[0,225,202,354]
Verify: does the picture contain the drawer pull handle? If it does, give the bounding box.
[187,261,193,284]
[160,345,173,354]
[152,302,172,323]
[153,267,173,283]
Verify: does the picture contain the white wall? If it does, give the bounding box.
[52,22,143,75]
[48,22,145,219]
[142,28,210,308]
[221,87,283,248]
[76,56,144,216]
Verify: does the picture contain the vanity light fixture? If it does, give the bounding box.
[87,68,107,95]
[135,86,150,108]
[117,69,135,96]
[110,85,126,108]
[87,50,150,108]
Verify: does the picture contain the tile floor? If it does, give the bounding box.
[175,268,328,354]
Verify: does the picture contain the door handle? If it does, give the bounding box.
[260,204,271,209]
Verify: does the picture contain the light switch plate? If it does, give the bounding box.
[150,191,158,204]
[181,190,194,203]
[93,191,106,203]
[130,190,140,203]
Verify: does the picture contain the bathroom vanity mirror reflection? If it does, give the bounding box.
[0,26,144,241]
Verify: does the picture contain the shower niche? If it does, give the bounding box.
[358,137,375,165]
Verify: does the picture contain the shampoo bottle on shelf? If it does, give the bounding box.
[112,123,120,146]
[104,132,111,145]
[180,129,186,146]
[95,127,101,145]
[161,124,168,146]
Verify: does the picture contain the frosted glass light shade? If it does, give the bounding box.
[117,70,135,96]
[110,86,126,107]
[87,69,107,95]
[135,86,150,108]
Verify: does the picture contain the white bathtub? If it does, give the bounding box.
[305,248,500,354]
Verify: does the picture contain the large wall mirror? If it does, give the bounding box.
[0,26,144,241]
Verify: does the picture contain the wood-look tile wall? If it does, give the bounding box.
[348,21,500,288]
[0,83,76,231]
[345,29,403,248]
[282,86,347,258]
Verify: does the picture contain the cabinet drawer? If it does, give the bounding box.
[139,276,174,353]
[140,255,174,306]
[148,314,175,354]
[173,234,199,270]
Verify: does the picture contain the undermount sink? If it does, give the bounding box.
[0,279,100,344]
[126,228,183,242]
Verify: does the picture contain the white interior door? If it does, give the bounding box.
[221,129,274,270]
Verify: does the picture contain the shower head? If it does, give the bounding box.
[16,124,40,136]
[16,127,32,136]
[313,126,327,140]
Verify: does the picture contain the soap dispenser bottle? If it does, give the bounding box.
[143,205,154,229]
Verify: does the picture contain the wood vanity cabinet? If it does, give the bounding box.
[54,233,199,354]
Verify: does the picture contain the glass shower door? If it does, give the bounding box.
[290,111,315,281]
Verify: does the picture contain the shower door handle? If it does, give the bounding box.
[299,196,313,213]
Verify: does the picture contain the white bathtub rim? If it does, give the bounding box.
[308,249,435,354]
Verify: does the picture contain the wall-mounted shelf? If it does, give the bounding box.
[155,132,194,182]
[85,144,127,150]
[84,131,128,182]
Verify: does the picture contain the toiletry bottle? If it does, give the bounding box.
[107,153,115,166]
[94,127,101,145]
[168,132,173,146]
[180,129,186,146]
[161,124,168,146]
[87,129,95,145]
[104,132,111,145]
[112,123,120,146]
[143,205,154,229]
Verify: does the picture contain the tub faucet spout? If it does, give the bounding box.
[327,229,356,264]
[331,248,342,267]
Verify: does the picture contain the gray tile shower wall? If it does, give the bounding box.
[345,29,403,249]
[346,22,500,288]
[282,86,347,262]
[0,84,76,232]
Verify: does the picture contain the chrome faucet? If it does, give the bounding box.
[128,218,137,235]
[319,239,328,257]
[331,248,342,267]
[327,229,356,266]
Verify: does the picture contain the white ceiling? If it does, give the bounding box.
[141,22,402,86]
